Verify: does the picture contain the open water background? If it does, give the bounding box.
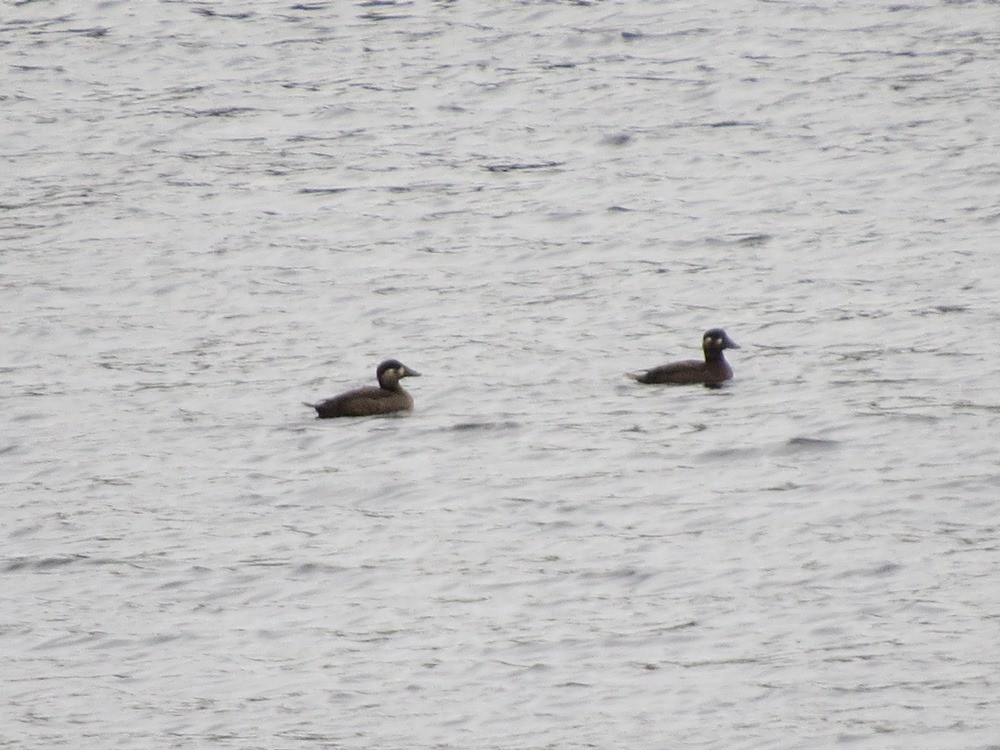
[3,1,1000,748]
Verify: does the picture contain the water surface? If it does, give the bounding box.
[3,2,1000,748]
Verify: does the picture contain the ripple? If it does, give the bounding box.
[3,1,998,747]
[780,436,841,452]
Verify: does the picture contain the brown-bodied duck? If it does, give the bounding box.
[629,329,740,387]
[305,359,421,418]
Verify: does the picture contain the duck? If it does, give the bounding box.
[628,329,740,387]
[304,359,421,418]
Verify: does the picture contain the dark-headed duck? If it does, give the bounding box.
[629,329,740,387]
[305,359,421,418]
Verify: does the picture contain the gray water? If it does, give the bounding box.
[3,1,1000,748]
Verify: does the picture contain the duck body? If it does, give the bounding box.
[305,359,420,418]
[629,329,739,387]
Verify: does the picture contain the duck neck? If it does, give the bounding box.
[378,376,402,392]
[704,348,727,364]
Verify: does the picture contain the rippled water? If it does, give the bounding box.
[4,1,1000,748]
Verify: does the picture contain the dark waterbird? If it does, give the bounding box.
[628,329,740,387]
[304,359,421,418]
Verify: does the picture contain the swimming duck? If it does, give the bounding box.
[304,359,421,418]
[629,329,740,386]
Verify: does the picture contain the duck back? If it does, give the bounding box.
[632,359,715,385]
[306,386,413,418]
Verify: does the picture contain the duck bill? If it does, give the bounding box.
[403,367,422,377]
